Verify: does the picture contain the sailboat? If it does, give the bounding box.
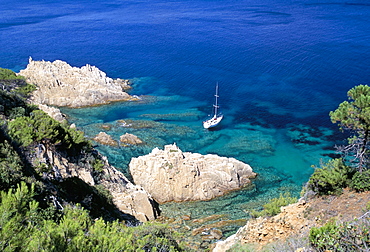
[203,83,223,129]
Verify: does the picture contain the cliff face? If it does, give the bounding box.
[18,58,138,107]
[34,144,159,222]
[213,199,311,251]
[213,189,370,251]
[129,143,256,203]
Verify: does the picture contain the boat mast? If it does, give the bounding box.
[214,83,219,116]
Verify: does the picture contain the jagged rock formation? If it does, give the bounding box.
[18,57,138,107]
[129,143,256,203]
[213,199,311,251]
[35,144,159,222]
[94,132,118,146]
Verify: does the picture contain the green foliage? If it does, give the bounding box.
[330,84,370,171]
[0,182,39,251]
[0,90,35,118]
[7,115,35,146]
[0,140,24,191]
[31,207,188,251]
[309,218,370,251]
[92,158,104,173]
[309,219,341,251]
[94,184,113,205]
[330,84,370,132]
[0,183,188,251]
[350,170,370,192]
[250,192,297,218]
[8,106,26,119]
[32,110,61,143]
[0,68,24,80]
[7,110,91,154]
[307,158,352,195]
[132,222,187,252]
[14,83,36,97]
[61,123,91,150]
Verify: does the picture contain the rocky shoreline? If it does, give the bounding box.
[19,57,138,108]
[17,58,257,223]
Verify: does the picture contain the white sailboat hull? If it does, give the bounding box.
[203,114,223,129]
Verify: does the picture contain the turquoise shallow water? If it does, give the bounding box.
[60,81,338,226]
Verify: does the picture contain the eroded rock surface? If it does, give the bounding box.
[129,143,256,203]
[34,144,159,222]
[19,57,137,107]
[212,199,311,251]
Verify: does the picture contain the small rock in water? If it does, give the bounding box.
[181,215,191,221]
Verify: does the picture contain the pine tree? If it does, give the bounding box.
[330,84,370,172]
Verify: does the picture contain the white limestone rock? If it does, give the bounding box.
[129,143,256,203]
[19,57,138,107]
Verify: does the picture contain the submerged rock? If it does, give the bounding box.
[120,133,143,146]
[94,132,118,146]
[19,57,138,107]
[129,143,256,203]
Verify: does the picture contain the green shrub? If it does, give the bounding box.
[350,170,370,192]
[0,140,24,191]
[61,123,91,150]
[0,183,189,252]
[0,182,39,251]
[8,110,91,154]
[309,218,370,251]
[307,158,352,195]
[250,192,297,218]
[309,219,340,250]
[14,83,36,97]
[0,68,24,80]
[92,158,104,173]
[94,184,113,205]
[0,90,35,117]
[8,106,26,120]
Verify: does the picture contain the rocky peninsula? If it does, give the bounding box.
[18,57,138,107]
[129,143,256,203]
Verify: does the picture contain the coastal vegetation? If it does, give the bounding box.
[0,68,188,251]
[250,192,297,218]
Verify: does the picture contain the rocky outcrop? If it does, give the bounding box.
[18,57,138,107]
[94,132,118,146]
[34,144,159,222]
[37,104,67,123]
[120,133,143,146]
[212,199,311,252]
[129,143,256,203]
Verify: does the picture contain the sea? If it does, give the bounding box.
[1,0,370,236]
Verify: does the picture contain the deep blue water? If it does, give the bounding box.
[2,0,370,227]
